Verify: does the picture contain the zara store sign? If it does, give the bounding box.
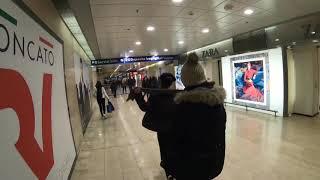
[191,39,233,60]
[202,48,219,58]
[0,0,76,180]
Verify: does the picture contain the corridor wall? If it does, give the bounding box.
[199,60,220,85]
[288,46,319,116]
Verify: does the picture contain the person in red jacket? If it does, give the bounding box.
[243,62,263,102]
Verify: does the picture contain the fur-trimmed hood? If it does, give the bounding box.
[174,86,226,106]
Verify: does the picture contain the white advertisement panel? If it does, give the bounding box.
[0,0,76,179]
[222,48,284,116]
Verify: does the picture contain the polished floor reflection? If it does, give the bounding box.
[71,95,320,180]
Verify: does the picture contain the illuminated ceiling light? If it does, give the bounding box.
[129,50,134,53]
[202,28,210,33]
[135,41,142,45]
[178,40,184,45]
[164,48,169,52]
[244,9,254,15]
[61,14,95,60]
[312,39,319,43]
[275,38,280,42]
[147,26,155,31]
[172,0,183,3]
[311,31,316,35]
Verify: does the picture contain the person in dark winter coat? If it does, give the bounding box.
[166,52,226,180]
[95,81,110,118]
[134,73,176,177]
[110,80,117,98]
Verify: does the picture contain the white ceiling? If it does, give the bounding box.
[90,0,320,58]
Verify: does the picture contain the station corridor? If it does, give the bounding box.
[71,95,320,180]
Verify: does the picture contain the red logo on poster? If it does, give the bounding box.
[0,69,54,180]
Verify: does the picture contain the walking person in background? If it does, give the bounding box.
[128,77,135,91]
[95,81,110,118]
[150,76,159,88]
[166,52,227,180]
[122,77,127,94]
[110,80,117,98]
[133,73,176,178]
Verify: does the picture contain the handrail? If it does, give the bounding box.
[224,101,278,117]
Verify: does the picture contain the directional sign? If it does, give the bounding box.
[91,55,179,66]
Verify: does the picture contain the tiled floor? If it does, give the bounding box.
[71,95,320,180]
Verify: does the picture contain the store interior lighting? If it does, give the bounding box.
[110,65,121,77]
[62,13,95,60]
[139,62,158,71]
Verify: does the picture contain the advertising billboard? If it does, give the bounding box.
[232,58,267,105]
[0,0,76,179]
[175,65,185,90]
[74,54,92,133]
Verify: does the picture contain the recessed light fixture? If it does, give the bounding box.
[178,41,184,45]
[244,9,254,15]
[147,26,155,31]
[129,50,134,53]
[275,38,280,42]
[135,41,141,45]
[172,0,183,3]
[312,39,319,43]
[311,31,316,35]
[202,28,210,33]
[164,48,169,52]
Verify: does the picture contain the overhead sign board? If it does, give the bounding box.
[91,55,179,65]
[0,0,76,179]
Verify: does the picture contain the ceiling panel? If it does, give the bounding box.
[176,8,209,20]
[187,0,225,10]
[91,4,183,18]
[214,0,247,13]
[218,14,245,24]
[233,0,261,4]
[88,0,320,59]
